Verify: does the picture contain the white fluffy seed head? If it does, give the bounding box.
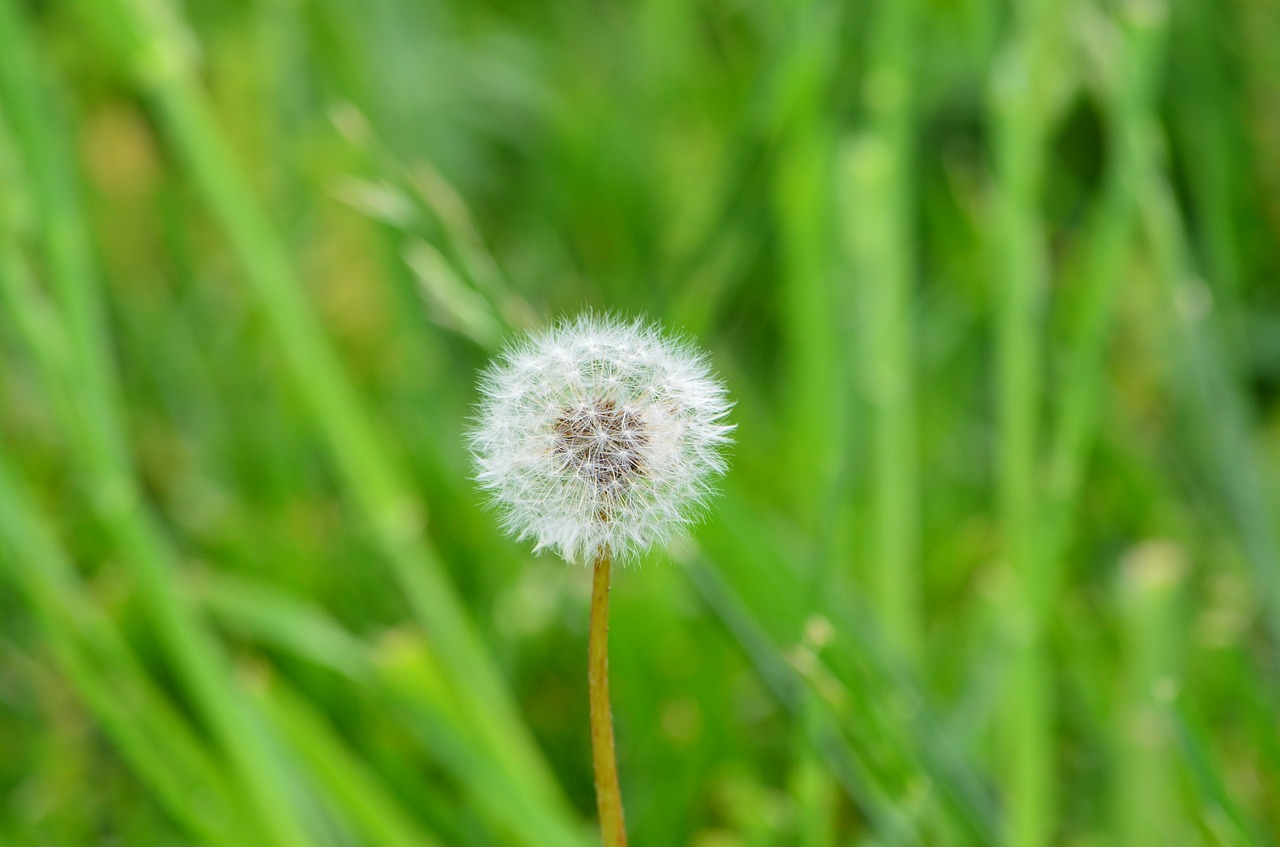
[468,313,733,564]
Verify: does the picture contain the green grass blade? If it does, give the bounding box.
[988,2,1068,842]
[841,0,922,664]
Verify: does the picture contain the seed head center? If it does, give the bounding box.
[552,399,648,496]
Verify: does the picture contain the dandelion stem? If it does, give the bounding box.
[589,549,628,847]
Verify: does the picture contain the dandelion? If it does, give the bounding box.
[468,313,732,847]
[469,313,733,563]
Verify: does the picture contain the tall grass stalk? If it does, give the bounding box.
[773,0,839,519]
[790,698,839,847]
[990,1,1061,843]
[770,6,844,836]
[1041,2,1167,584]
[1116,542,1185,845]
[844,0,920,661]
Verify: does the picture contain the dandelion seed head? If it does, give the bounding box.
[469,313,733,563]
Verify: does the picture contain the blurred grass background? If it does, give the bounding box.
[1,0,1280,844]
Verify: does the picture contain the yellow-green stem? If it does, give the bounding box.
[589,550,627,847]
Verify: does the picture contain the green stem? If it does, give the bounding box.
[589,550,628,847]
[1041,0,1166,613]
[774,0,839,519]
[990,2,1061,844]
[1116,543,1185,845]
[844,0,920,661]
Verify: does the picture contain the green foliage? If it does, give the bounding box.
[1,0,1278,844]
